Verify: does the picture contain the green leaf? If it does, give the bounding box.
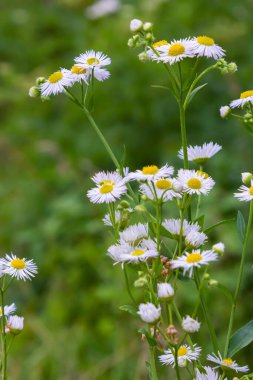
[215,283,233,304]
[151,85,170,91]
[188,83,207,104]
[194,214,205,228]
[228,319,253,357]
[237,210,246,242]
[119,304,137,316]
[145,361,154,380]
[204,218,234,233]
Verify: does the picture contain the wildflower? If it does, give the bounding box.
[212,242,225,255]
[40,70,73,97]
[107,239,158,265]
[157,283,174,301]
[207,352,249,373]
[128,164,174,182]
[178,142,222,165]
[85,0,120,20]
[155,38,195,64]
[87,171,127,204]
[182,315,201,333]
[194,366,226,380]
[241,172,253,185]
[185,231,207,248]
[130,19,143,32]
[62,65,89,84]
[177,169,215,195]
[163,218,200,239]
[0,303,16,318]
[220,105,231,118]
[171,249,218,277]
[28,86,40,98]
[190,36,225,60]
[119,223,148,245]
[137,302,161,323]
[234,180,253,202]
[74,50,111,81]
[230,90,253,109]
[0,254,37,281]
[143,22,153,32]
[6,316,24,335]
[140,178,182,201]
[159,344,201,367]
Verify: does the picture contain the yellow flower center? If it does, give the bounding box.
[197,36,215,46]
[249,186,253,195]
[156,179,172,190]
[196,170,209,179]
[187,178,202,189]
[178,347,188,356]
[71,65,87,74]
[0,309,2,316]
[48,71,63,83]
[131,249,145,257]
[186,253,202,263]
[87,57,100,65]
[222,358,233,365]
[240,90,253,99]
[142,165,159,175]
[11,259,26,270]
[99,180,115,194]
[168,43,185,56]
[153,40,168,48]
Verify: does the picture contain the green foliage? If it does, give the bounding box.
[228,319,253,357]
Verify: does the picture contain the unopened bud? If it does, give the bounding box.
[172,180,183,193]
[134,204,146,213]
[36,76,46,85]
[220,105,231,119]
[212,242,225,256]
[127,38,134,48]
[143,22,153,32]
[138,52,150,62]
[141,194,148,201]
[208,279,218,287]
[130,19,143,33]
[241,172,253,185]
[166,324,178,336]
[203,273,210,280]
[29,86,40,98]
[228,62,238,74]
[120,200,130,209]
[145,33,154,43]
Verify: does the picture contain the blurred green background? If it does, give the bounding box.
[1,0,253,378]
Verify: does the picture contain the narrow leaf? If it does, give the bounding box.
[228,319,253,357]
[215,283,233,304]
[204,218,234,233]
[237,210,246,242]
[188,83,207,104]
[151,85,170,91]
[145,361,154,380]
[194,214,205,228]
[119,304,137,316]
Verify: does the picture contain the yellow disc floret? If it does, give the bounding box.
[196,170,209,179]
[71,65,87,74]
[197,36,215,46]
[187,178,202,189]
[99,181,114,194]
[240,90,253,99]
[178,346,188,356]
[168,43,185,56]
[156,179,172,190]
[142,165,159,175]
[11,258,26,270]
[48,71,63,83]
[131,249,145,257]
[186,253,202,263]
[153,40,168,48]
[87,57,100,65]
[222,358,233,365]
[249,186,253,195]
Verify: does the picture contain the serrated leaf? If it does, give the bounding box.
[237,210,246,243]
[188,83,207,104]
[228,319,253,357]
[119,304,136,315]
[145,361,154,380]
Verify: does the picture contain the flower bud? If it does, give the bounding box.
[127,38,134,48]
[7,315,24,335]
[208,279,218,287]
[172,180,183,193]
[203,273,210,280]
[134,275,148,287]
[157,283,174,301]
[228,62,238,74]
[120,200,130,209]
[143,22,153,32]
[241,172,253,185]
[138,52,150,62]
[29,86,40,98]
[212,242,225,256]
[130,19,143,33]
[182,315,200,333]
[137,303,161,323]
[134,204,146,213]
[145,33,154,43]
[220,105,231,119]
[36,76,46,85]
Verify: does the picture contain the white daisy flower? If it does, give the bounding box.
[0,303,16,318]
[40,70,73,97]
[6,315,24,335]
[155,38,195,65]
[207,352,249,373]
[230,90,253,109]
[0,254,38,281]
[185,231,207,248]
[130,18,143,32]
[75,50,111,68]
[220,105,231,119]
[194,366,226,380]
[182,315,201,333]
[234,180,253,202]
[171,249,218,277]
[160,344,201,367]
[140,178,182,202]
[62,65,89,84]
[241,172,253,185]
[103,208,132,227]
[119,223,148,245]
[190,36,225,60]
[87,171,127,204]
[178,142,222,165]
[137,302,161,323]
[92,67,110,81]
[147,40,169,60]
[163,218,200,240]
[128,164,174,182]
[157,283,174,301]
[212,242,225,255]
[107,239,158,265]
[177,169,215,195]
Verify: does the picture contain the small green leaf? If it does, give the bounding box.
[204,218,234,233]
[228,319,253,357]
[194,214,205,228]
[145,361,154,380]
[119,304,137,316]
[151,85,170,91]
[188,83,207,104]
[237,210,246,242]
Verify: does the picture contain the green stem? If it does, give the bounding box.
[123,266,137,305]
[224,200,253,356]
[174,347,181,380]
[149,345,158,380]
[0,289,7,380]
[179,102,188,169]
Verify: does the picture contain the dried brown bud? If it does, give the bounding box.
[166,324,178,336]
[161,268,169,276]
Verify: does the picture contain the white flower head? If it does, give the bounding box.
[195,366,226,380]
[241,172,253,185]
[177,169,215,195]
[75,50,111,68]
[157,283,174,301]
[85,0,120,20]
[0,303,16,318]
[163,218,200,239]
[140,178,182,202]
[230,90,253,109]
[137,302,161,323]
[147,40,169,60]
[87,171,127,204]
[234,180,253,202]
[155,38,195,65]
[185,231,207,248]
[128,164,174,182]
[107,239,158,265]
[40,70,73,97]
[220,105,231,119]
[182,315,201,333]
[7,315,24,335]
[207,352,249,373]
[190,36,225,60]
[61,65,89,85]
[0,254,38,281]
[119,223,148,245]
[212,242,225,255]
[160,344,201,367]
[178,142,222,165]
[171,249,218,277]
[130,19,143,32]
